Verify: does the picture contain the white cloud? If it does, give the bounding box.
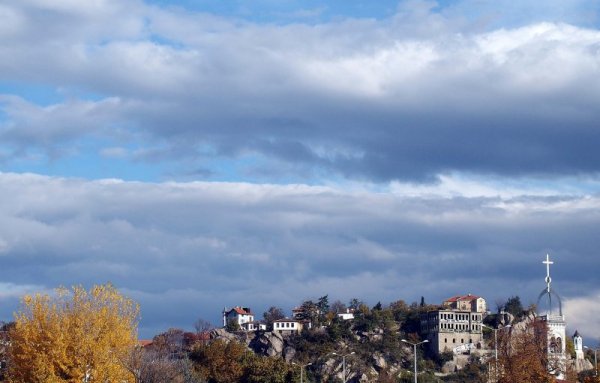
[564,292,600,344]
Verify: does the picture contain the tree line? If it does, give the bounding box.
[0,285,598,382]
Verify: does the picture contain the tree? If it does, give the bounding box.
[330,300,347,314]
[263,307,285,331]
[297,300,320,324]
[496,317,553,383]
[348,298,363,311]
[7,283,139,383]
[0,322,13,381]
[317,295,330,316]
[504,296,524,319]
[225,318,241,332]
[242,354,292,383]
[194,318,215,334]
[190,339,248,383]
[125,346,200,383]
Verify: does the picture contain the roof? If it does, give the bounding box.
[274,318,302,323]
[226,306,253,315]
[445,294,481,302]
[138,339,153,347]
[573,330,581,337]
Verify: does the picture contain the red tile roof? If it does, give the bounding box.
[138,339,153,347]
[445,294,480,302]
[228,306,253,315]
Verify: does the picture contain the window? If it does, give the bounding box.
[445,338,447,343]
[453,339,456,343]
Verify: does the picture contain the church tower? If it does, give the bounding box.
[536,254,567,379]
[573,331,584,360]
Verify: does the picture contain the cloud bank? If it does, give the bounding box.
[0,173,597,339]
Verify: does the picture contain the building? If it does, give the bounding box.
[222,306,254,328]
[537,254,567,379]
[273,318,305,334]
[421,295,486,355]
[573,331,584,360]
[241,321,267,332]
[443,294,487,313]
[337,309,355,321]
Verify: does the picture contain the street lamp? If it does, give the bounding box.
[584,346,598,377]
[293,362,312,383]
[482,324,511,383]
[331,352,355,383]
[401,339,428,383]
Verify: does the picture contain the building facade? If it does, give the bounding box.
[222,306,254,328]
[421,307,485,354]
[443,294,487,313]
[273,318,305,334]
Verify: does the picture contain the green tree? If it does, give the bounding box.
[226,318,241,332]
[243,355,292,383]
[263,307,285,331]
[504,296,524,319]
[317,295,330,315]
[348,298,363,311]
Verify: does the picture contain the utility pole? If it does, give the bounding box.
[332,352,355,383]
[401,339,429,383]
[482,324,511,382]
[293,362,312,383]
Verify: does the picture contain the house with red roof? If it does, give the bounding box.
[443,293,487,313]
[421,294,487,355]
[222,306,255,328]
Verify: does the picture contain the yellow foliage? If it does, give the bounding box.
[7,284,139,383]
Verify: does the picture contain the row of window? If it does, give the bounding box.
[274,322,297,329]
[439,313,481,321]
[439,323,482,331]
[444,338,472,344]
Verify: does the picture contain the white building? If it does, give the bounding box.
[573,331,584,360]
[273,318,305,334]
[222,306,254,328]
[337,309,355,321]
[241,321,267,332]
[421,294,486,355]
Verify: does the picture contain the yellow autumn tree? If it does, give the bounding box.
[7,283,139,383]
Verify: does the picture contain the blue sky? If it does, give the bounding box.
[0,0,600,342]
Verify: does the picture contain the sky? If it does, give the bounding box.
[0,0,599,342]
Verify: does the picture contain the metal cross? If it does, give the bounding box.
[543,253,554,293]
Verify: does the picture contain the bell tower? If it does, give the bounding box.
[536,254,566,379]
[573,331,584,360]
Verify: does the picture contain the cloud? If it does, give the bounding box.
[0,1,599,182]
[0,172,597,337]
[564,291,600,345]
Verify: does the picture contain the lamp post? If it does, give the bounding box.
[332,352,355,383]
[293,362,312,383]
[584,346,598,377]
[401,339,428,383]
[482,324,511,383]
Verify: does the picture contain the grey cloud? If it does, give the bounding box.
[0,173,598,337]
[0,3,600,181]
